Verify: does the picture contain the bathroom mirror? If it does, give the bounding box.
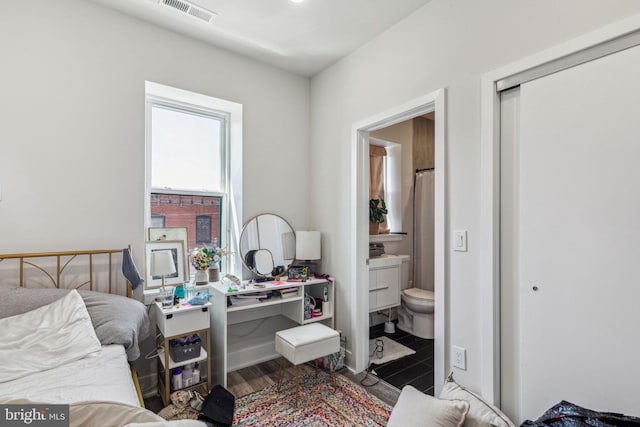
[239,213,295,277]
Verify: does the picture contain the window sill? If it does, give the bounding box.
[369,234,404,243]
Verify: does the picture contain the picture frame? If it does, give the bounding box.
[287,265,308,282]
[145,240,187,289]
[148,227,189,277]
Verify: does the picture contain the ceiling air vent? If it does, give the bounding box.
[159,0,217,24]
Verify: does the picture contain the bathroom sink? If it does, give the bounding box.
[369,254,403,268]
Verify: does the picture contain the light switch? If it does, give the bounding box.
[453,230,467,252]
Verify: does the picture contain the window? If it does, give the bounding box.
[145,82,243,277]
[151,215,166,228]
[370,138,402,233]
[196,215,212,244]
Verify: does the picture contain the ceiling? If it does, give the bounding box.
[89,0,431,76]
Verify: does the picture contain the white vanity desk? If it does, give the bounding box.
[208,277,334,387]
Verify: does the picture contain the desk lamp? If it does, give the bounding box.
[151,250,176,295]
[295,231,321,276]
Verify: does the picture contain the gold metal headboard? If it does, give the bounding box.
[0,248,132,297]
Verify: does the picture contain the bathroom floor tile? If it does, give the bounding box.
[384,363,430,389]
[409,346,434,364]
[371,358,418,378]
[389,328,411,339]
[407,371,434,393]
[369,323,434,396]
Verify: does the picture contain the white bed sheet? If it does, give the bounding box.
[0,345,140,407]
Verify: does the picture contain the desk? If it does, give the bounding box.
[209,278,334,387]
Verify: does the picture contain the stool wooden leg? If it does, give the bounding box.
[277,358,286,392]
[295,365,300,407]
[329,354,336,387]
[314,359,319,379]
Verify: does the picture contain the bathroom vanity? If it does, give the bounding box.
[368,255,402,312]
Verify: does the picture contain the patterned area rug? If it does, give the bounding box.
[233,369,393,426]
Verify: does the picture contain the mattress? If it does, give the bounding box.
[0,345,139,407]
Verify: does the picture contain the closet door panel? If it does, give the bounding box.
[515,44,640,420]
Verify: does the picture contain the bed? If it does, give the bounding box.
[0,249,207,426]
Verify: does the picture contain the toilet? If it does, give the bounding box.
[397,256,435,339]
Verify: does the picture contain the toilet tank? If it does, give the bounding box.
[398,255,411,290]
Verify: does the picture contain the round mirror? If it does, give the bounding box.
[239,213,295,277]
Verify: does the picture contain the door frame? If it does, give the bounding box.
[351,88,446,394]
[480,14,640,404]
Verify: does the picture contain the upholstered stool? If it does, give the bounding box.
[275,323,340,406]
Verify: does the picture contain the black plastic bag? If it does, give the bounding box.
[521,400,640,427]
[198,385,235,426]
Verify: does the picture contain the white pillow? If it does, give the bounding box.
[0,290,101,383]
[388,385,469,427]
[439,377,515,427]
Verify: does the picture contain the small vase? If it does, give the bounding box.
[195,269,209,285]
[208,266,220,282]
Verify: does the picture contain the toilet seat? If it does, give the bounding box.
[403,288,434,301]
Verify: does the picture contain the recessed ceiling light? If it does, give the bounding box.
[290,0,305,3]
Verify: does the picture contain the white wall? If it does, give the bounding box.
[310,0,640,396]
[0,0,311,264]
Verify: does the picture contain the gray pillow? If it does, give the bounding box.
[439,375,515,427]
[0,287,150,361]
[388,385,469,427]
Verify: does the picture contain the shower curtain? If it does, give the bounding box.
[414,170,435,291]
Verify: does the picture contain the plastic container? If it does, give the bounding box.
[172,367,183,391]
[193,363,200,384]
[173,285,185,299]
[169,335,202,362]
[182,364,193,387]
[184,282,196,301]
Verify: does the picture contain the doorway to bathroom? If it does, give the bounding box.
[351,88,446,395]
[367,116,435,394]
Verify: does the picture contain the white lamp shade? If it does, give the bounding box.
[151,250,176,277]
[295,231,321,261]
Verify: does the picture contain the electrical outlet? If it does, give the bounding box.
[453,346,467,370]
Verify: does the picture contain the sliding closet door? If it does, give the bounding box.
[506,44,640,421]
[499,87,521,420]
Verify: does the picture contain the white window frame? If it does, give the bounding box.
[369,138,402,235]
[145,81,243,279]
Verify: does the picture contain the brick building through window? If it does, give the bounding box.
[150,193,221,251]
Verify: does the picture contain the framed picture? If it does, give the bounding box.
[148,227,189,276]
[287,265,309,282]
[145,240,187,289]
